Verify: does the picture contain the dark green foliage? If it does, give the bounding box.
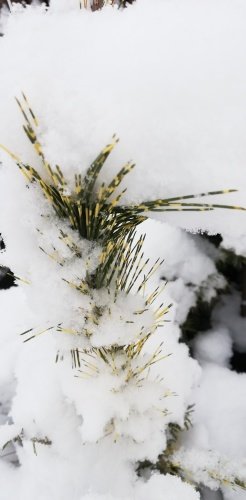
[0,266,17,289]
[182,297,216,342]
[217,249,245,288]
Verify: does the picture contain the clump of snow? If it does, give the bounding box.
[137,221,217,286]
[193,327,233,367]
[138,220,226,325]
[193,364,246,460]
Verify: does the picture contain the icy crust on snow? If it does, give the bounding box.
[0,0,246,252]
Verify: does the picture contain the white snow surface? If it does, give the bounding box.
[193,363,246,461]
[193,327,233,367]
[0,0,246,253]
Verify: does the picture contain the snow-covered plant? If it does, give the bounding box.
[0,92,245,499]
[1,2,246,499]
[171,447,246,492]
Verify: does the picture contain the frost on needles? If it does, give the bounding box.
[0,91,245,500]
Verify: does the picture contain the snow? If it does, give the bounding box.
[172,446,246,491]
[193,363,246,460]
[0,1,246,499]
[133,473,200,500]
[182,361,246,498]
[138,219,226,325]
[193,327,233,367]
[174,358,246,498]
[223,488,246,500]
[0,0,246,253]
